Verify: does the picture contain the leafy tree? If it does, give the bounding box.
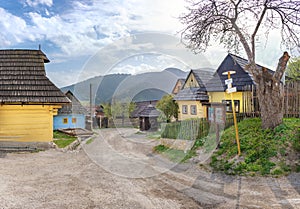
[180,0,300,129]
[102,101,136,119]
[156,94,178,122]
[286,57,300,81]
[102,103,112,119]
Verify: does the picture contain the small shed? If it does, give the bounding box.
[94,105,108,128]
[139,104,161,131]
[54,90,88,130]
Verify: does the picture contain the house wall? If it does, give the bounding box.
[208,91,250,113]
[184,74,199,88]
[0,105,61,142]
[177,100,206,120]
[53,114,86,130]
[172,81,183,94]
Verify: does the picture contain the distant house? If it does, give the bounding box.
[139,104,161,131]
[54,90,87,130]
[0,49,70,142]
[94,105,108,128]
[174,69,214,120]
[172,78,185,95]
[131,100,158,118]
[205,53,267,114]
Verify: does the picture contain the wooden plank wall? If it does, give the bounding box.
[0,105,56,142]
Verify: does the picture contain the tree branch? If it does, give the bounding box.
[251,3,268,60]
[273,51,290,81]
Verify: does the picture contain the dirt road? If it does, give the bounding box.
[0,128,299,209]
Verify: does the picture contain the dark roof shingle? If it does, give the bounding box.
[139,104,161,117]
[58,91,88,114]
[206,53,271,92]
[173,87,209,101]
[0,49,70,104]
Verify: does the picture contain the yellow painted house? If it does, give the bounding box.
[174,69,214,120]
[174,54,268,120]
[0,49,70,143]
[205,53,262,114]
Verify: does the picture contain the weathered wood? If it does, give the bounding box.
[242,81,300,118]
[0,49,69,104]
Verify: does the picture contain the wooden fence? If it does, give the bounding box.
[161,118,209,140]
[242,81,300,118]
[283,81,300,118]
[161,114,249,140]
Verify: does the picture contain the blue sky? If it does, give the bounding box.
[0,0,289,87]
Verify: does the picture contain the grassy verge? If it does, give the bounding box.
[153,144,196,163]
[86,137,94,145]
[53,131,77,148]
[210,118,300,176]
[147,131,162,139]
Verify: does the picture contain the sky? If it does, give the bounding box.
[0,0,290,87]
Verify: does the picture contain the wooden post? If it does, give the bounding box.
[89,83,93,130]
[223,71,241,156]
[228,72,241,156]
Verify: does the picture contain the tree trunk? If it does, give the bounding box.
[249,52,290,129]
[256,75,284,129]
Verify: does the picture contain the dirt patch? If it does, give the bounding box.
[0,128,299,209]
[0,149,200,209]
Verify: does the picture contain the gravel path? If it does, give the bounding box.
[0,128,299,209]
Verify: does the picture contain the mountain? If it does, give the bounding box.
[163,67,189,77]
[60,68,190,104]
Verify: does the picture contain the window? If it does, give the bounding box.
[72,118,77,124]
[63,118,68,124]
[182,105,188,114]
[222,100,240,113]
[190,105,197,115]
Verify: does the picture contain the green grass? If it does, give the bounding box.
[86,137,94,145]
[53,131,77,140]
[53,139,76,148]
[147,131,162,139]
[53,131,77,148]
[210,118,300,176]
[153,144,195,163]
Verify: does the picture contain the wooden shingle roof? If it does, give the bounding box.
[174,69,213,101]
[191,69,214,86]
[131,100,158,118]
[173,87,209,101]
[0,49,70,104]
[206,53,270,92]
[58,91,87,114]
[138,104,161,117]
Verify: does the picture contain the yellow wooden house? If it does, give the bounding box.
[205,53,264,114]
[174,69,214,120]
[174,54,271,120]
[0,49,70,143]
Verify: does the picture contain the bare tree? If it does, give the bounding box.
[180,0,300,129]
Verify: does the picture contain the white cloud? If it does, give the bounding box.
[0,0,290,88]
[0,0,188,59]
[26,0,53,7]
[0,8,28,46]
